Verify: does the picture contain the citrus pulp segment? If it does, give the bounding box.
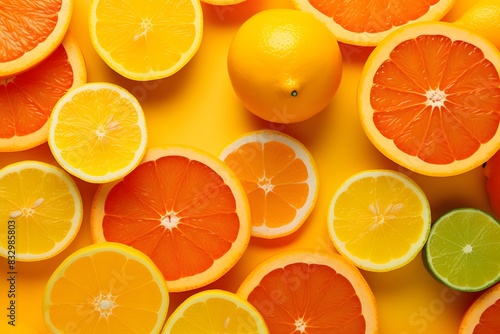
[227,8,343,123]
[424,208,500,292]
[162,289,268,333]
[89,0,203,81]
[459,282,500,333]
[219,130,318,239]
[358,21,500,177]
[328,170,431,272]
[48,82,148,184]
[0,32,87,152]
[0,0,74,76]
[42,242,169,334]
[0,160,83,261]
[237,250,378,334]
[201,0,246,4]
[91,146,251,292]
[291,0,456,46]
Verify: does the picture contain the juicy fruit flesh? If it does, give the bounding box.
[0,0,62,62]
[371,34,500,165]
[247,262,366,333]
[474,299,500,333]
[223,140,310,229]
[310,0,439,33]
[333,175,427,264]
[102,156,241,281]
[0,45,73,138]
[427,210,500,290]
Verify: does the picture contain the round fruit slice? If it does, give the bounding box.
[219,130,318,239]
[291,0,456,46]
[0,32,87,152]
[89,0,203,81]
[163,289,268,333]
[358,21,500,177]
[0,0,74,76]
[48,82,147,184]
[424,208,500,292]
[328,170,431,272]
[201,0,246,4]
[91,146,251,292]
[42,242,169,334]
[237,250,378,333]
[0,160,82,261]
[459,282,500,333]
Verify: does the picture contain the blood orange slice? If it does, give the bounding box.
[459,282,500,333]
[90,146,251,292]
[358,21,500,176]
[237,250,378,334]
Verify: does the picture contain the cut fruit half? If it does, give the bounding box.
[219,130,318,238]
[237,250,378,333]
[163,289,268,333]
[328,170,431,272]
[42,242,169,334]
[0,160,83,261]
[358,21,500,176]
[91,146,251,292]
[459,282,500,333]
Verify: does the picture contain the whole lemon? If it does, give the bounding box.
[454,0,500,49]
[227,9,343,124]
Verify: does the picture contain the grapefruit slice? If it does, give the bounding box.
[91,146,251,292]
[459,282,500,333]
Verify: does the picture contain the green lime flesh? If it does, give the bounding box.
[424,208,500,292]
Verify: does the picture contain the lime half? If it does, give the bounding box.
[424,208,500,292]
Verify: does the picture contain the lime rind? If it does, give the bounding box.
[424,208,500,292]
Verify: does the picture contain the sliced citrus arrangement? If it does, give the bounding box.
[42,242,169,333]
[237,250,378,333]
[163,289,268,333]
[0,32,87,152]
[0,0,74,76]
[90,146,251,292]
[48,82,147,184]
[328,170,431,272]
[459,282,500,333]
[424,208,500,292]
[89,0,203,80]
[219,130,318,238]
[358,21,500,177]
[0,160,82,261]
[291,0,456,46]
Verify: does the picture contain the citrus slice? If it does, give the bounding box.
[42,242,169,334]
[163,289,268,333]
[0,160,82,261]
[48,82,148,184]
[459,282,500,333]
[219,130,318,238]
[237,250,378,333]
[90,146,251,292]
[358,21,500,177]
[328,170,431,272]
[0,32,87,152]
[0,0,74,76]
[291,0,456,46]
[424,208,500,292]
[89,0,203,81]
[201,0,246,4]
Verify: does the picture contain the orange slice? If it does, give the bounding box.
[219,130,318,238]
[291,0,456,46]
[0,32,87,152]
[0,0,74,76]
[358,21,500,177]
[163,289,268,333]
[48,82,148,183]
[459,282,500,333]
[0,160,83,261]
[201,0,246,4]
[42,242,169,334]
[237,250,378,333]
[89,0,203,81]
[90,146,251,292]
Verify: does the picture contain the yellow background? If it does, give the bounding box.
[0,0,493,333]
